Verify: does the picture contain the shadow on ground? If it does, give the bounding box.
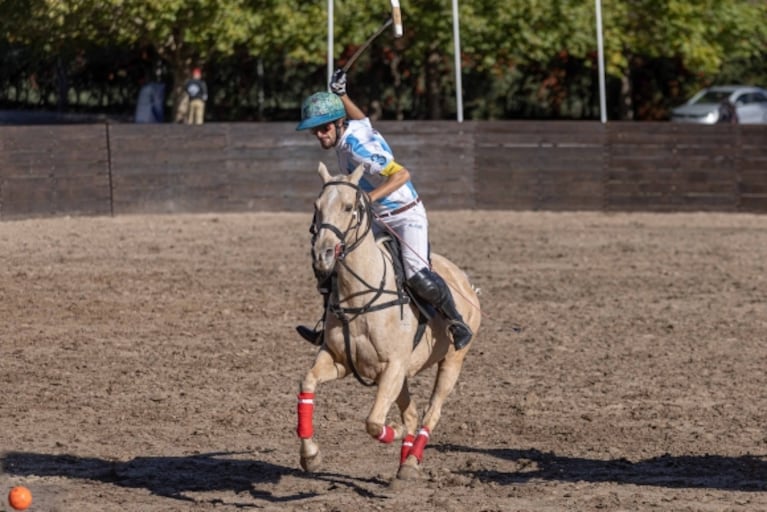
[5,443,764,507]
[437,444,767,491]
[1,450,390,506]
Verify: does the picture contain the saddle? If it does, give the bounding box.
[376,233,435,345]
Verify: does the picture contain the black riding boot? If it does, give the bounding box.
[296,276,331,346]
[407,268,473,350]
[296,323,323,346]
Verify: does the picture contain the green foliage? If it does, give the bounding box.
[1,0,766,120]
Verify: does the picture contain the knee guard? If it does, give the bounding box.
[407,268,473,350]
[406,268,449,306]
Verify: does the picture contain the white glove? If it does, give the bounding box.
[329,68,347,96]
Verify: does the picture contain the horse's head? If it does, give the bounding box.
[311,162,372,276]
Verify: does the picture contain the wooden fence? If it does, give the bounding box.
[0,121,765,220]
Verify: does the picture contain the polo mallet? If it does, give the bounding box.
[390,0,403,38]
[342,18,393,73]
[341,1,404,73]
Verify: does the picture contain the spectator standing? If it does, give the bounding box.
[183,68,208,124]
[134,67,165,123]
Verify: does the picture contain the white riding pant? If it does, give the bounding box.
[373,202,429,280]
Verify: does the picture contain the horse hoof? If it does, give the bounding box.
[300,450,322,472]
[396,462,424,480]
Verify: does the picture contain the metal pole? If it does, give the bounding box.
[452,0,463,122]
[595,0,607,123]
[327,0,334,86]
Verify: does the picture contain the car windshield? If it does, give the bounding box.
[693,91,733,104]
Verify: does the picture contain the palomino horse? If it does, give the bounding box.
[297,162,481,479]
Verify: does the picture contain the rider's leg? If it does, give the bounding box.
[296,271,331,346]
[297,217,330,346]
[296,323,324,346]
[390,206,473,350]
[406,267,473,350]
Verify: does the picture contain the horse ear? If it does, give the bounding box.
[350,163,365,184]
[318,162,332,183]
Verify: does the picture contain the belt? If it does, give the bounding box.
[378,198,421,218]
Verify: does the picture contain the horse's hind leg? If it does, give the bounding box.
[298,349,347,472]
[421,356,465,432]
[394,380,425,480]
[400,354,466,476]
[395,380,419,463]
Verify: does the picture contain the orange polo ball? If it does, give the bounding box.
[8,486,32,510]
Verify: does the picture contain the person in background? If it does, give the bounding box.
[183,67,208,125]
[293,69,473,351]
[717,99,739,124]
[134,67,165,123]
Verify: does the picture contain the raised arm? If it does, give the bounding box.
[339,94,366,120]
[330,69,366,120]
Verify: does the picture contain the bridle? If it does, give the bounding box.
[313,180,373,264]
[313,179,410,386]
[314,180,404,315]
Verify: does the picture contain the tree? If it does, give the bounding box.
[94,0,262,118]
[2,0,766,121]
[598,0,767,119]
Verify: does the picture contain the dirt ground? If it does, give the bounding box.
[1,210,766,512]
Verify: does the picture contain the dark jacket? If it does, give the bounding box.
[185,79,208,102]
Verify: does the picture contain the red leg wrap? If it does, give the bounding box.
[377,425,395,444]
[297,392,315,439]
[410,427,431,463]
[400,434,415,464]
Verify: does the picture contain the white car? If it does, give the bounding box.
[670,85,767,124]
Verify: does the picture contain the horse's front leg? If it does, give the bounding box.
[298,349,347,472]
[365,361,408,444]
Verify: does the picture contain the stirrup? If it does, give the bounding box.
[296,325,323,346]
[448,321,473,350]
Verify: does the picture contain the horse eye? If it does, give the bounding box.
[344,204,354,213]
